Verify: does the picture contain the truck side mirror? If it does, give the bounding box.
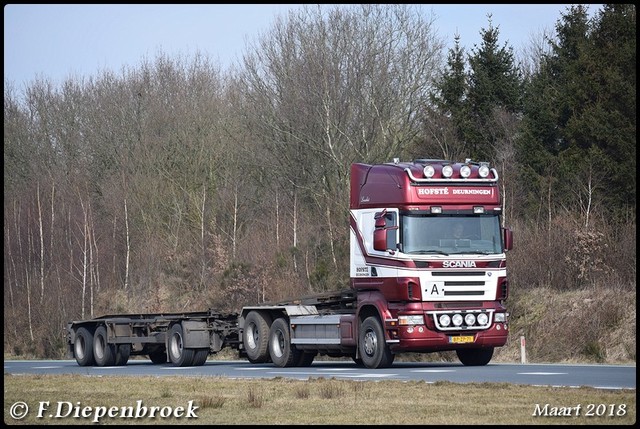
[373,212,398,252]
[503,227,513,251]
[373,228,387,251]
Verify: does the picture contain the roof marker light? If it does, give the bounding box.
[423,165,435,178]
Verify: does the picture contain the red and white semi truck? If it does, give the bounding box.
[66,158,513,369]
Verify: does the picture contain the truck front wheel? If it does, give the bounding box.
[269,317,301,367]
[358,316,394,369]
[74,327,96,367]
[456,347,494,366]
[244,311,272,363]
[168,324,195,367]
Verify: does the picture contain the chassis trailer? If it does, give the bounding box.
[66,158,513,369]
[66,289,365,368]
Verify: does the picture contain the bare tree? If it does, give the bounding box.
[237,4,445,287]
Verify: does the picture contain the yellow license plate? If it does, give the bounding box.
[449,335,474,344]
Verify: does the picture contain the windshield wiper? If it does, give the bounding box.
[451,250,493,255]
[407,250,450,256]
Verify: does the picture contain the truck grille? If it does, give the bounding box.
[422,270,495,300]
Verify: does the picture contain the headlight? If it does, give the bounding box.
[460,165,471,178]
[464,313,476,326]
[439,314,451,327]
[398,315,424,326]
[494,313,506,323]
[477,313,489,326]
[452,314,463,326]
[442,165,453,178]
[478,164,490,178]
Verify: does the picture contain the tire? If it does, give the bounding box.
[243,311,272,363]
[149,348,168,364]
[456,347,494,366]
[74,327,96,367]
[358,316,394,369]
[168,324,195,367]
[296,352,317,367]
[114,344,131,366]
[192,349,209,366]
[93,325,116,367]
[269,317,301,367]
[352,356,364,367]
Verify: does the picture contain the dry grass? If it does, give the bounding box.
[4,374,635,425]
[495,287,636,365]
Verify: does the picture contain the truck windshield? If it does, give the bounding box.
[401,215,503,255]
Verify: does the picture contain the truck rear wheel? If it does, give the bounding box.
[244,311,272,363]
[168,323,195,366]
[269,317,301,367]
[74,327,95,367]
[358,316,394,369]
[456,347,494,366]
[191,349,209,366]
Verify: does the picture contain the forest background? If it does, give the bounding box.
[3,4,636,364]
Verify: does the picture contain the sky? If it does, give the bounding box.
[4,4,603,90]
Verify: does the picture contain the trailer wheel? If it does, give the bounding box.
[93,325,116,366]
[168,324,195,367]
[149,348,168,364]
[269,317,301,367]
[74,327,96,366]
[456,347,494,366]
[114,344,131,366]
[243,311,272,363]
[358,316,394,369]
[191,349,209,366]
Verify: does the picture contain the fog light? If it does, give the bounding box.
[464,313,476,326]
[452,314,463,326]
[494,313,505,323]
[477,313,489,326]
[439,314,451,327]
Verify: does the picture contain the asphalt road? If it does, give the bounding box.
[4,359,636,390]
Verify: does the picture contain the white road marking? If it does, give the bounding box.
[411,369,456,373]
[268,371,395,378]
[317,368,359,371]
